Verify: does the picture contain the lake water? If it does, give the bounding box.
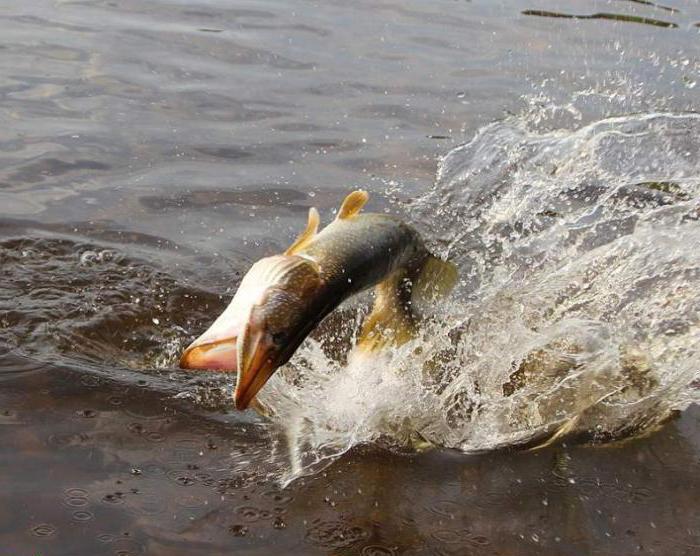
[1,0,699,554]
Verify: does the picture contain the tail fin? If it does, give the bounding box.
[411,254,458,306]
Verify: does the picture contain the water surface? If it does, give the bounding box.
[1,0,699,554]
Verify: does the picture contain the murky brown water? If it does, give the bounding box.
[2,0,700,554]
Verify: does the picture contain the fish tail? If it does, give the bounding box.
[411,254,459,306]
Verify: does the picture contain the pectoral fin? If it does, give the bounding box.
[411,255,458,305]
[356,256,457,353]
[285,207,320,255]
[336,190,369,220]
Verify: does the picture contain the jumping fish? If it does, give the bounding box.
[180,191,457,410]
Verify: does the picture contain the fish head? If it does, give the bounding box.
[180,254,323,409]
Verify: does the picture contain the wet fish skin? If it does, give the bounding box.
[301,212,430,306]
[180,190,456,410]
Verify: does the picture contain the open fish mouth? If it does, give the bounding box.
[180,339,239,372]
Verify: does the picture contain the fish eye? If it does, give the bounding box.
[271,331,287,346]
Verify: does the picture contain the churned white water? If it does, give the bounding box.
[257,103,700,480]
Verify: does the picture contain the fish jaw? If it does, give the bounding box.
[179,305,249,372]
[179,338,238,371]
[179,285,261,372]
[232,288,325,410]
[179,258,277,372]
[233,322,277,410]
[180,254,325,408]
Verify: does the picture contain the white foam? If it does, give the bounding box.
[258,106,700,481]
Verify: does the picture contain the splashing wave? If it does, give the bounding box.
[259,111,700,480]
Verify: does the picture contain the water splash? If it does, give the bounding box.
[259,109,700,481]
[2,103,698,484]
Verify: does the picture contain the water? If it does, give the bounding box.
[1,0,699,554]
[260,110,700,480]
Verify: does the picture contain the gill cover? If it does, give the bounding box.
[179,252,322,372]
[233,253,323,409]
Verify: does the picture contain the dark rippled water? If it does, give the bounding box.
[2,1,700,554]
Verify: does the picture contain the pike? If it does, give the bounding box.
[180,191,457,410]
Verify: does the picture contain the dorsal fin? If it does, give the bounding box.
[285,207,320,255]
[336,190,369,220]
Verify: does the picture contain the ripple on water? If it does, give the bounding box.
[426,500,463,518]
[305,519,370,549]
[430,529,490,548]
[175,493,210,510]
[72,510,94,522]
[45,432,89,448]
[229,524,249,537]
[123,408,169,421]
[193,471,213,483]
[127,422,145,435]
[166,469,197,487]
[111,537,145,556]
[64,487,89,498]
[361,545,398,556]
[161,438,205,465]
[127,494,166,517]
[80,375,103,388]
[74,409,98,419]
[31,523,57,537]
[108,395,124,406]
[145,431,165,443]
[102,492,125,505]
[63,495,89,508]
[235,505,274,523]
[262,488,294,505]
[140,462,168,477]
[216,473,257,494]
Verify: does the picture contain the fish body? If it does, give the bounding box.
[180,191,457,409]
[300,212,429,306]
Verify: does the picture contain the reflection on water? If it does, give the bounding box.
[1,0,700,554]
[522,9,678,28]
[621,0,679,13]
